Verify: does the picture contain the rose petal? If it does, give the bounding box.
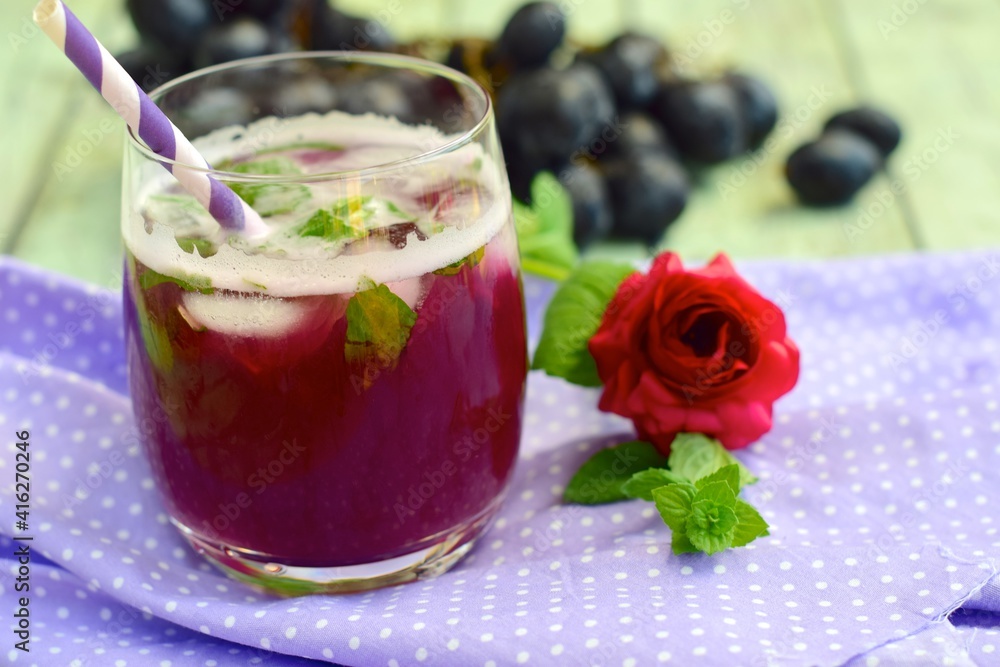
[714,400,773,450]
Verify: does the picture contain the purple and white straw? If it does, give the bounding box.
[33,0,268,238]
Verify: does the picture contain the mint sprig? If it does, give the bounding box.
[532,260,636,387]
[564,434,770,555]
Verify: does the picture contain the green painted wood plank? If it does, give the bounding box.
[11,92,126,286]
[335,0,448,41]
[830,0,1000,251]
[623,0,916,261]
[17,0,974,284]
[9,0,136,284]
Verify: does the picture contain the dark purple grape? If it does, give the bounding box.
[786,130,881,206]
[126,0,212,52]
[603,112,677,161]
[578,32,667,110]
[311,5,394,52]
[649,80,746,164]
[604,154,690,246]
[725,72,778,149]
[497,63,616,168]
[214,0,285,20]
[504,140,548,203]
[192,16,284,69]
[445,38,495,77]
[269,77,337,117]
[116,45,184,92]
[824,106,902,158]
[179,88,256,138]
[494,2,565,70]
[337,76,415,123]
[559,163,613,249]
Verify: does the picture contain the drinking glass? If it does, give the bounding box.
[121,53,527,595]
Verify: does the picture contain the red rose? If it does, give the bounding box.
[588,253,799,452]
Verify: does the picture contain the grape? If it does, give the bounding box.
[786,130,881,206]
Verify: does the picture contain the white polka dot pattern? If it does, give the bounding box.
[1,253,999,666]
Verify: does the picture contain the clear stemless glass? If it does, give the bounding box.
[121,53,527,595]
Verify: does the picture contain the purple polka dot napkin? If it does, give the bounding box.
[1,251,999,667]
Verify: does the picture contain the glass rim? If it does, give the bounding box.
[127,51,494,182]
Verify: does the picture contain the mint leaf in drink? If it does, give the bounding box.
[176,236,218,258]
[230,157,302,176]
[345,279,417,386]
[225,158,310,217]
[135,306,173,374]
[230,182,311,218]
[145,193,208,229]
[386,200,417,221]
[257,141,345,156]
[139,268,213,295]
[297,208,364,241]
[668,433,758,488]
[731,500,770,547]
[296,197,374,241]
[434,246,485,276]
[514,172,579,280]
[621,468,686,501]
[532,260,636,387]
[331,196,375,225]
[563,441,666,505]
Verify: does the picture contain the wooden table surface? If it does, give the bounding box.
[3,0,999,286]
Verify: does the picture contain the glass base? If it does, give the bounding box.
[173,508,496,596]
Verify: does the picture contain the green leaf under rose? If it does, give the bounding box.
[532,260,636,387]
[563,441,666,504]
[564,434,769,555]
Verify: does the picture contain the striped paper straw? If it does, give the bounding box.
[33,0,268,238]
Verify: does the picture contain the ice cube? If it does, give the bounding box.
[182,292,307,338]
[385,276,426,311]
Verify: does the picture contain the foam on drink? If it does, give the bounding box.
[124,111,511,298]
